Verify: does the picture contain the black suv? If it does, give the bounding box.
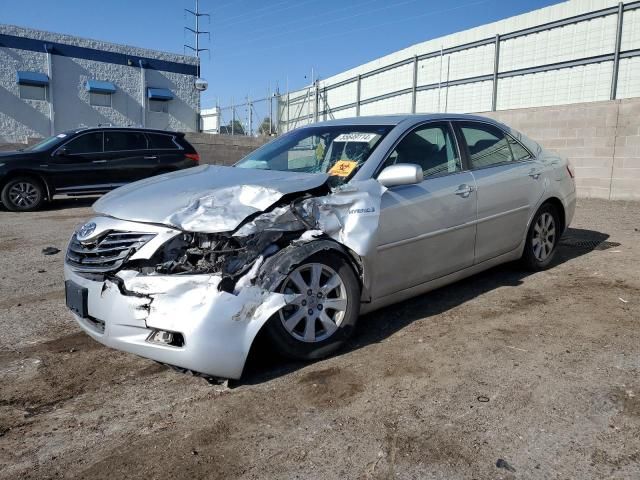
[0,127,200,211]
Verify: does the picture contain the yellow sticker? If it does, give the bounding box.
[329,160,358,177]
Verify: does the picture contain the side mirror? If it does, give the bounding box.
[377,163,423,187]
[55,146,69,157]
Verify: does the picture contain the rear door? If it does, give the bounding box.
[373,121,477,298]
[103,130,153,184]
[48,131,108,193]
[456,121,545,263]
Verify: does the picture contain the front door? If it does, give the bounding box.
[48,131,109,193]
[456,121,546,263]
[373,122,477,299]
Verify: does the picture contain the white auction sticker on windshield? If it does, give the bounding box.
[334,133,376,142]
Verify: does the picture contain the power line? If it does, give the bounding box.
[229,0,383,40]
[220,0,426,51]
[213,0,493,64]
[216,0,318,29]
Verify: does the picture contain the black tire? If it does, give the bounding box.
[521,203,561,271]
[265,252,360,361]
[1,176,45,211]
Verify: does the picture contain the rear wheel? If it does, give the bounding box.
[265,252,360,360]
[1,176,45,211]
[521,203,560,271]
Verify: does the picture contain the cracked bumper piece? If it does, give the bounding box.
[64,265,288,379]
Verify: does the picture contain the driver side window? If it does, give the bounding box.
[383,123,461,178]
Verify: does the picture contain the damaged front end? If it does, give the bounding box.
[64,175,385,380]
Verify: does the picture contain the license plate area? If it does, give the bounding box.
[65,280,88,318]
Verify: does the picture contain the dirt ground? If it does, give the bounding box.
[0,197,639,479]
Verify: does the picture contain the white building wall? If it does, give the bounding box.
[0,46,50,140]
[616,56,640,98]
[497,61,614,109]
[360,93,412,116]
[279,0,640,131]
[499,14,618,71]
[324,81,357,110]
[0,24,200,143]
[621,6,640,49]
[360,63,413,100]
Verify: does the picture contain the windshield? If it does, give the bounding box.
[235,125,391,183]
[23,133,70,152]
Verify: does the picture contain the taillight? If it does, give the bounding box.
[185,153,200,163]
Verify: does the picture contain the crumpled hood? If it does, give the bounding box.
[93,164,329,233]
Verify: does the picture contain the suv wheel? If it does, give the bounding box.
[1,177,45,211]
[265,252,360,361]
[521,203,560,271]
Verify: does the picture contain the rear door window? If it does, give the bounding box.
[64,132,103,154]
[147,133,179,150]
[459,122,513,169]
[104,131,148,152]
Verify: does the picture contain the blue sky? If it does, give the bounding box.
[2,0,562,108]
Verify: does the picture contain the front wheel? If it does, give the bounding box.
[1,176,45,211]
[521,203,560,271]
[265,252,360,361]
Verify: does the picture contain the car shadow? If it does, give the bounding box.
[236,227,615,387]
[41,196,99,211]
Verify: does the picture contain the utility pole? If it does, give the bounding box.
[248,96,253,136]
[269,85,273,135]
[184,0,210,132]
[231,96,235,135]
[184,0,210,77]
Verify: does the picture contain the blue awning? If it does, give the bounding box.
[147,87,174,101]
[16,71,49,86]
[86,79,116,94]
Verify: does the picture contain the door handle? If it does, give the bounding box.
[528,168,541,179]
[92,159,107,164]
[455,184,475,198]
[144,156,158,160]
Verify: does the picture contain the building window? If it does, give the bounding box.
[90,91,112,107]
[19,84,47,101]
[149,99,169,113]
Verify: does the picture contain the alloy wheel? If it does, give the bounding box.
[532,212,556,261]
[279,263,348,343]
[8,181,39,209]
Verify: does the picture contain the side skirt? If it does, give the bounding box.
[360,247,523,315]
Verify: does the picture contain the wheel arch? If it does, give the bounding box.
[539,196,566,234]
[255,238,366,298]
[0,170,52,201]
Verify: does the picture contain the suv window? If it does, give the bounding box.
[459,122,514,169]
[104,131,148,152]
[383,123,461,178]
[64,132,103,154]
[148,133,178,150]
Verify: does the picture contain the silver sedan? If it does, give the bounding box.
[63,114,576,380]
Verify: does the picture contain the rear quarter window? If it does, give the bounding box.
[148,134,179,150]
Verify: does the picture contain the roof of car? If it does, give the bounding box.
[66,126,185,136]
[310,113,501,127]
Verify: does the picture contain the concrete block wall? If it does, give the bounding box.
[185,133,271,166]
[481,98,640,200]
